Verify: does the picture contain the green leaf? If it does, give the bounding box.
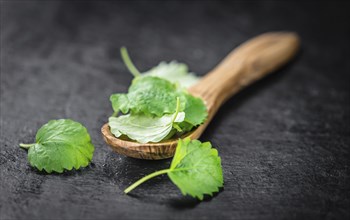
[182,93,208,126]
[109,98,185,143]
[168,138,223,200]
[120,48,200,88]
[19,119,94,173]
[110,76,207,125]
[175,121,194,133]
[110,76,180,117]
[108,113,185,144]
[143,61,200,88]
[110,94,130,114]
[124,138,223,200]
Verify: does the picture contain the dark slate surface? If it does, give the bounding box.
[1,1,349,220]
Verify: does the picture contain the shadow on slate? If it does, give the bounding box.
[21,157,96,176]
[103,152,223,209]
[103,152,190,206]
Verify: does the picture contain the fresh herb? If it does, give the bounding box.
[19,119,94,173]
[109,98,185,143]
[143,61,200,88]
[110,76,180,117]
[124,138,223,200]
[108,48,208,143]
[109,76,207,142]
[121,47,200,88]
[181,93,208,126]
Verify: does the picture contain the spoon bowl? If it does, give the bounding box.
[101,32,300,160]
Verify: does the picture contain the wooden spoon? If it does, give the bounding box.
[101,31,300,160]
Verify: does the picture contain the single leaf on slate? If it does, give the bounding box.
[20,119,94,173]
[124,138,223,200]
[168,138,223,200]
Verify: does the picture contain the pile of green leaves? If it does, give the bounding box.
[108,48,207,143]
[124,138,223,200]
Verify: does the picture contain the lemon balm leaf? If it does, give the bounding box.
[110,94,129,114]
[109,98,185,143]
[120,48,200,88]
[182,93,208,126]
[109,112,185,144]
[109,76,207,125]
[124,138,223,200]
[168,138,223,200]
[143,61,200,88]
[110,76,180,117]
[19,119,94,173]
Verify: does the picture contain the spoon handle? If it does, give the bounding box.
[189,32,300,117]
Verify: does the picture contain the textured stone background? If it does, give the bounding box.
[1,1,349,220]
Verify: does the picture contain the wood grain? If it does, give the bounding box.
[101,32,300,160]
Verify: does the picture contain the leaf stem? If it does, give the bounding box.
[19,143,35,149]
[171,97,181,124]
[124,169,171,194]
[120,47,141,77]
[111,111,118,117]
